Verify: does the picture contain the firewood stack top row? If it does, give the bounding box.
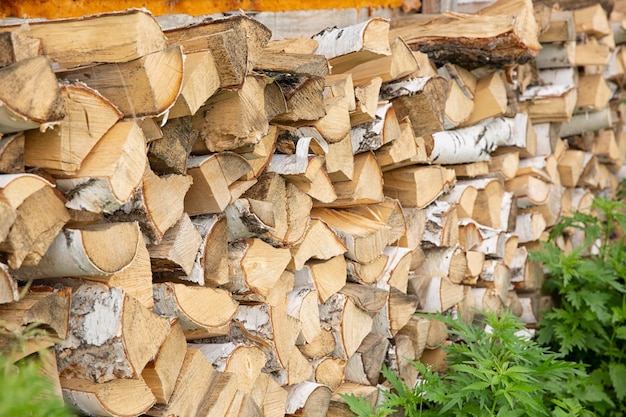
[1,0,625,416]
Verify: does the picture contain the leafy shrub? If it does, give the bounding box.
[342,311,588,417]
[531,196,626,416]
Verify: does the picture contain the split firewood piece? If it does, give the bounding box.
[0,56,64,134]
[0,31,41,68]
[320,293,373,360]
[452,161,490,179]
[24,82,122,175]
[224,238,291,300]
[578,154,610,190]
[478,259,512,302]
[109,167,192,244]
[593,129,622,166]
[455,178,506,229]
[11,222,140,280]
[348,37,417,85]
[535,41,576,69]
[344,333,389,386]
[0,263,18,304]
[196,342,266,395]
[389,0,541,68]
[351,102,401,153]
[226,172,312,247]
[422,200,460,248]
[519,183,562,228]
[59,45,184,119]
[414,246,468,285]
[287,286,322,344]
[373,286,418,338]
[295,255,347,304]
[255,51,329,78]
[147,117,197,175]
[250,373,289,417]
[442,75,474,129]
[384,165,456,209]
[198,372,240,417]
[576,73,612,111]
[285,381,332,417]
[327,383,378,417]
[234,125,277,181]
[315,151,383,208]
[437,62,477,99]
[274,345,315,386]
[153,282,237,339]
[559,106,614,138]
[339,283,389,315]
[7,9,166,68]
[561,187,594,217]
[397,206,427,252]
[148,213,202,279]
[0,286,70,340]
[142,319,187,404]
[387,333,419,387]
[462,71,508,126]
[270,73,326,123]
[423,316,448,349]
[350,77,382,126]
[312,18,391,75]
[514,212,546,243]
[185,151,252,216]
[346,255,388,285]
[344,198,406,245]
[379,76,448,138]
[289,218,347,271]
[471,224,517,263]
[376,116,422,169]
[0,175,69,269]
[325,133,354,182]
[374,246,412,293]
[397,315,430,359]
[471,287,503,314]
[518,292,543,325]
[429,115,525,165]
[297,327,336,360]
[231,302,301,374]
[574,4,611,38]
[510,246,545,292]
[192,74,268,152]
[420,344,450,372]
[506,174,551,208]
[0,132,24,174]
[311,357,346,391]
[61,377,156,417]
[183,214,229,287]
[515,153,559,184]
[146,348,218,417]
[308,96,351,145]
[519,77,577,123]
[56,121,147,214]
[417,276,465,313]
[168,50,220,118]
[539,10,575,43]
[324,73,356,112]
[310,207,391,264]
[558,149,586,187]
[56,284,170,382]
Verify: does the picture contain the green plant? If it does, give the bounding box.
[342,311,588,417]
[0,318,74,417]
[531,196,626,416]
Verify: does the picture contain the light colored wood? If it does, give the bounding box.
[425,317,448,349]
[59,45,183,119]
[285,381,332,417]
[0,181,69,269]
[62,377,156,417]
[295,255,347,304]
[350,102,401,153]
[250,373,288,417]
[344,198,406,246]
[324,73,356,112]
[185,152,252,215]
[201,372,240,417]
[388,333,418,387]
[310,207,391,264]
[346,255,388,285]
[186,213,230,287]
[443,77,474,129]
[558,149,586,187]
[375,116,421,169]
[12,222,140,280]
[108,168,191,245]
[576,73,612,111]
[148,213,202,278]
[380,76,448,138]
[0,31,41,68]
[383,165,456,209]
[347,36,417,85]
[536,41,576,69]
[559,106,613,138]
[238,125,278,181]
[56,284,170,383]
[24,82,122,175]
[519,84,577,123]
[417,276,465,313]
[325,133,354,182]
[312,96,351,144]
[574,4,611,38]
[373,286,418,338]
[462,71,508,126]
[287,287,322,344]
[146,348,218,417]
[312,18,391,75]
[142,320,187,404]
[438,62,477,98]
[471,287,502,314]
[153,282,237,339]
[56,121,147,214]
[328,383,378,417]
[311,357,346,391]
[196,343,266,395]
[575,41,611,66]
[7,9,166,68]
[272,74,326,123]
[0,56,64,134]
[289,218,347,271]
[168,50,220,118]
[539,10,576,43]
[478,259,512,302]
[298,328,336,360]
[255,51,329,77]
[315,151,384,208]
[0,132,24,174]
[505,174,551,208]
[339,283,388,314]
[0,262,18,304]
[414,246,468,285]
[397,315,430,360]
[320,293,373,360]
[147,116,196,175]
[488,150,519,180]
[422,200,459,247]
[192,74,269,152]
[344,332,389,386]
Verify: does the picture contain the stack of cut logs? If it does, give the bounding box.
[0,0,625,415]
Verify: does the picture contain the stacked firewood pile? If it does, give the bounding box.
[0,0,625,415]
